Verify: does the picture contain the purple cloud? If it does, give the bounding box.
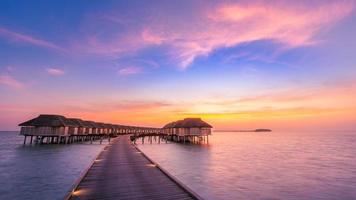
[118,66,143,76]
[46,68,65,76]
[0,27,64,51]
[0,75,24,89]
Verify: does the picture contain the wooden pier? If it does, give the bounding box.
[67,135,200,200]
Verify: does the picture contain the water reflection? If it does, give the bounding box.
[137,131,356,200]
[0,132,104,200]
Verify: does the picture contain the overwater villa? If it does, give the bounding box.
[86,121,100,134]
[19,114,76,136]
[19,114,212,145]
[19,114,164,144]
[67,118,88,135]
[19,115,117,144]
[162,118,213,143]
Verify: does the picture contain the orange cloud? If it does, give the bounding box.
[2,79,356,131]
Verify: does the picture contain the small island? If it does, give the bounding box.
[254,129,272,132]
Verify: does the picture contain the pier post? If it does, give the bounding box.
[23,135,27,145]
[30,136,33,144]
[207,135,209,143]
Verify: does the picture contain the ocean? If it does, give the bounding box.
[1,131,356,200]
[137,131,356,200]
[0,131,105,200]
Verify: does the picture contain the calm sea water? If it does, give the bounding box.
[0,131,105,200]
[137,131,356,200]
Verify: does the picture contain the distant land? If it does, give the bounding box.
[215,129,272,132]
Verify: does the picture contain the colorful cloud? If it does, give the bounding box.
[0,1,355,131]
[77,1,353,69]
[0,27,64,51]
[0,75,24,89]
[46,68,65,76]
[118,66,143,76]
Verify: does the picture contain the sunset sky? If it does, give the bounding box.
[1,0,356,131]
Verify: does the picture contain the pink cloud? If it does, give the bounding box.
[170,1,354,68]
[0,75,24,89]
[80,1,353,69]
[46,68,65,76]
[0,27,64,51]
[141,28,164,45]
[118,66,143,75]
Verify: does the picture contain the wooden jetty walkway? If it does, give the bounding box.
[68,135,199,200]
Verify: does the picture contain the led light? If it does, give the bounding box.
[72,189,83,196]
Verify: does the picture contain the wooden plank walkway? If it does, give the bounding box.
[69,135,197,200]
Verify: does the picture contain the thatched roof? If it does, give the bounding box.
[18,114,163,130]
[85,121,101,128]
[19,115,77,127]
[82,121,96,128]
[172,118,212,128]
[104,123,115,129]
[96,122,108,129]
[114,124,124,129]
[68,118,91,128]
[162,121,177,129]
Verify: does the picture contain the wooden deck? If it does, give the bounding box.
[68,135,197,200]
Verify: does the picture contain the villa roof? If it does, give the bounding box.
[104,123,115,129]
[18,114,164,130]
[96,122,107,129]
[18,114,77,127]
[85,121,101,128]
[114,124,124,129]
[68,118,91,128]
[173,118,212,128]
[81,120,94,128]
[162,121,177,129]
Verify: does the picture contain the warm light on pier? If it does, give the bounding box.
[146,164,156,167]
[72,189,85,196]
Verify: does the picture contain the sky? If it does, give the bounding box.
[1,0,356,131]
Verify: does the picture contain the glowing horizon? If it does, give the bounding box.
[1,0,356,131]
